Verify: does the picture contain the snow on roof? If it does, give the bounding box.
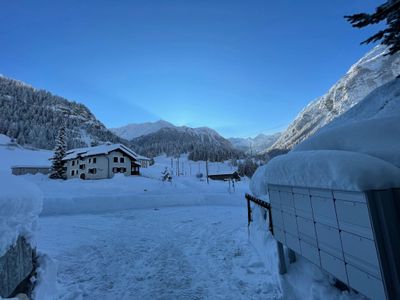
[251,78,400,194]
[63,143,140,161]
[136,155,150,160]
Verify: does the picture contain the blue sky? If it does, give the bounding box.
[0,0,382,137]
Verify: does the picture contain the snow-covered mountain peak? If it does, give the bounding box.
[270,45,400,151]
[229,132,281,154]
[110,120,175,140]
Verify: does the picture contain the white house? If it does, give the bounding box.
[136,155,152,168]
[63,143,142,180]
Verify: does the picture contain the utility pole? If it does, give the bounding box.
[206,160,209,184]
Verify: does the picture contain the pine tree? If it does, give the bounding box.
[345,0,400,55]
[49,125,67,179]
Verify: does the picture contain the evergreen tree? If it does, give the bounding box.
[49,125,67,179]
[345,0,400,55]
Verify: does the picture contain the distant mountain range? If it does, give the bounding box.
[111,120,280,159]
[110,120,175,140]
[228,133,281,154]
[129,126,240,161]
[270,46,400,151]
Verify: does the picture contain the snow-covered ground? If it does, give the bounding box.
[37,206,280,299]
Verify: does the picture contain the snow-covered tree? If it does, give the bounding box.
[49,126,67,179]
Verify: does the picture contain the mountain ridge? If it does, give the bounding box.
[270,45,400,151]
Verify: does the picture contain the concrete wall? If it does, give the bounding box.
[0,236,34,298]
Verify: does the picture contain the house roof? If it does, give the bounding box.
[136,154,150,160]
[11,165,51,169]
[63,143,141,162]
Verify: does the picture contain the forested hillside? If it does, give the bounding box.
[0,76,125,150]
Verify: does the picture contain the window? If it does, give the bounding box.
[112,167,125,173]
[93,157,97,164]
[113,157,118,163]
[79,164,85,170]
[120,157,125,163]
[72,161,75,166]
[88,168,97,174]
[71,170,75,176]
[89,158,91,163]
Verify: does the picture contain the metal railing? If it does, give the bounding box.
[245,193,273,234]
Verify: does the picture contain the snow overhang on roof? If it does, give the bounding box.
[137,155,150,160]
[63,143,140,161]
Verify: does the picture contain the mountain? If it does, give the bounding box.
[110,120,174,140]
[270,45,400,151]
[229,133,280,154]
[0,75,126,150]
[130,126,240,162]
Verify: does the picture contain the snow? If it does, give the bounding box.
[0,133,11,145]
[0,138,52,173]
[0,172,43,256]
[252,78,400,193]
[252,150,400,193]
[111,120,175,140]
[32,254,58,300]
[63,143,141,161]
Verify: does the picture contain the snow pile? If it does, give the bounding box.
[32,254,58,300]
[295,117,400,167]
[0,133,11,145]
[256,150,400,193]
[0,172,43,256]
[251,78,400,194]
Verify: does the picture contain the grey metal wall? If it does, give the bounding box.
[269,184,392,300]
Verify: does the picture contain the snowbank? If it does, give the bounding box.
[0,134,11,145]
[32,254,58,300]
[295,117,400,167]
[254,150,400,192]
[251,78,400,193]
[0,172,43,256]
[249,166,270,198]
[24,171,248,216]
